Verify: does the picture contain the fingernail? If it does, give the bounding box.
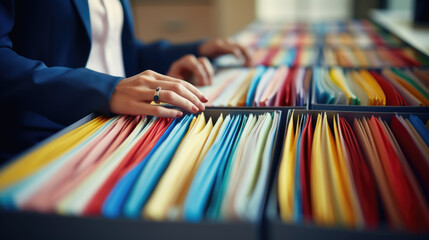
[192,105,199,113]
[202,95,209,102]
[176,111,183,118]
[199,103,206,111]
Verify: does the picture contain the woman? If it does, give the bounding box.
[0,0,250,160]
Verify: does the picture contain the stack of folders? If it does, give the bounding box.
[251,47,319,67]
[216,20,422,67]
[199,67,310,107]
[216,47,319,67]
[238,20,402,48]
[277,110,429,232]
[324,32,391,48]
[233,30,317,48]
[217,46,428,68]
[313,67,429,106]
[0,111,281,222]
[320,21,403,47]
[323,47,429,67]
[235,27,316,48]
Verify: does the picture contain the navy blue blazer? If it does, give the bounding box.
[0,0,203,160]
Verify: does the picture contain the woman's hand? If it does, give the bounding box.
[167,54,214,86]
[198,38,251,66]
[109,70,208,118]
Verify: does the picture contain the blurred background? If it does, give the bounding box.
[130,0,428,54]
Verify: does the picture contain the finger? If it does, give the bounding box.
[225,38,235,45]
[220,39,251,64]
[158,89,201,113]
[151,71,209,103]
[236,44,252,66]
[120,85,203,113]
[111,97,184,118]
[130,102,184,118]
[197,57,214,86]
[146,80,206,111]
[180,55,209,86]
[218,42,242,59]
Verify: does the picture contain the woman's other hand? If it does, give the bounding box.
[198,38,251,66]
[167,54,214,86]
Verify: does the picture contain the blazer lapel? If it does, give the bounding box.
[72,0,91,40]
[121,0,134,34]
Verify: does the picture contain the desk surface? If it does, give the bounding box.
[370,10,429,56]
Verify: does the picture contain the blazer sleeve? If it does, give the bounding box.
[134,39,205,75]
[0,1,123,125]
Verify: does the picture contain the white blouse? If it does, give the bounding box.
[86,0,125,77]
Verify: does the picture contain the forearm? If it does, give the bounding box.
[0,48,122,125]
[135,39,205,74]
